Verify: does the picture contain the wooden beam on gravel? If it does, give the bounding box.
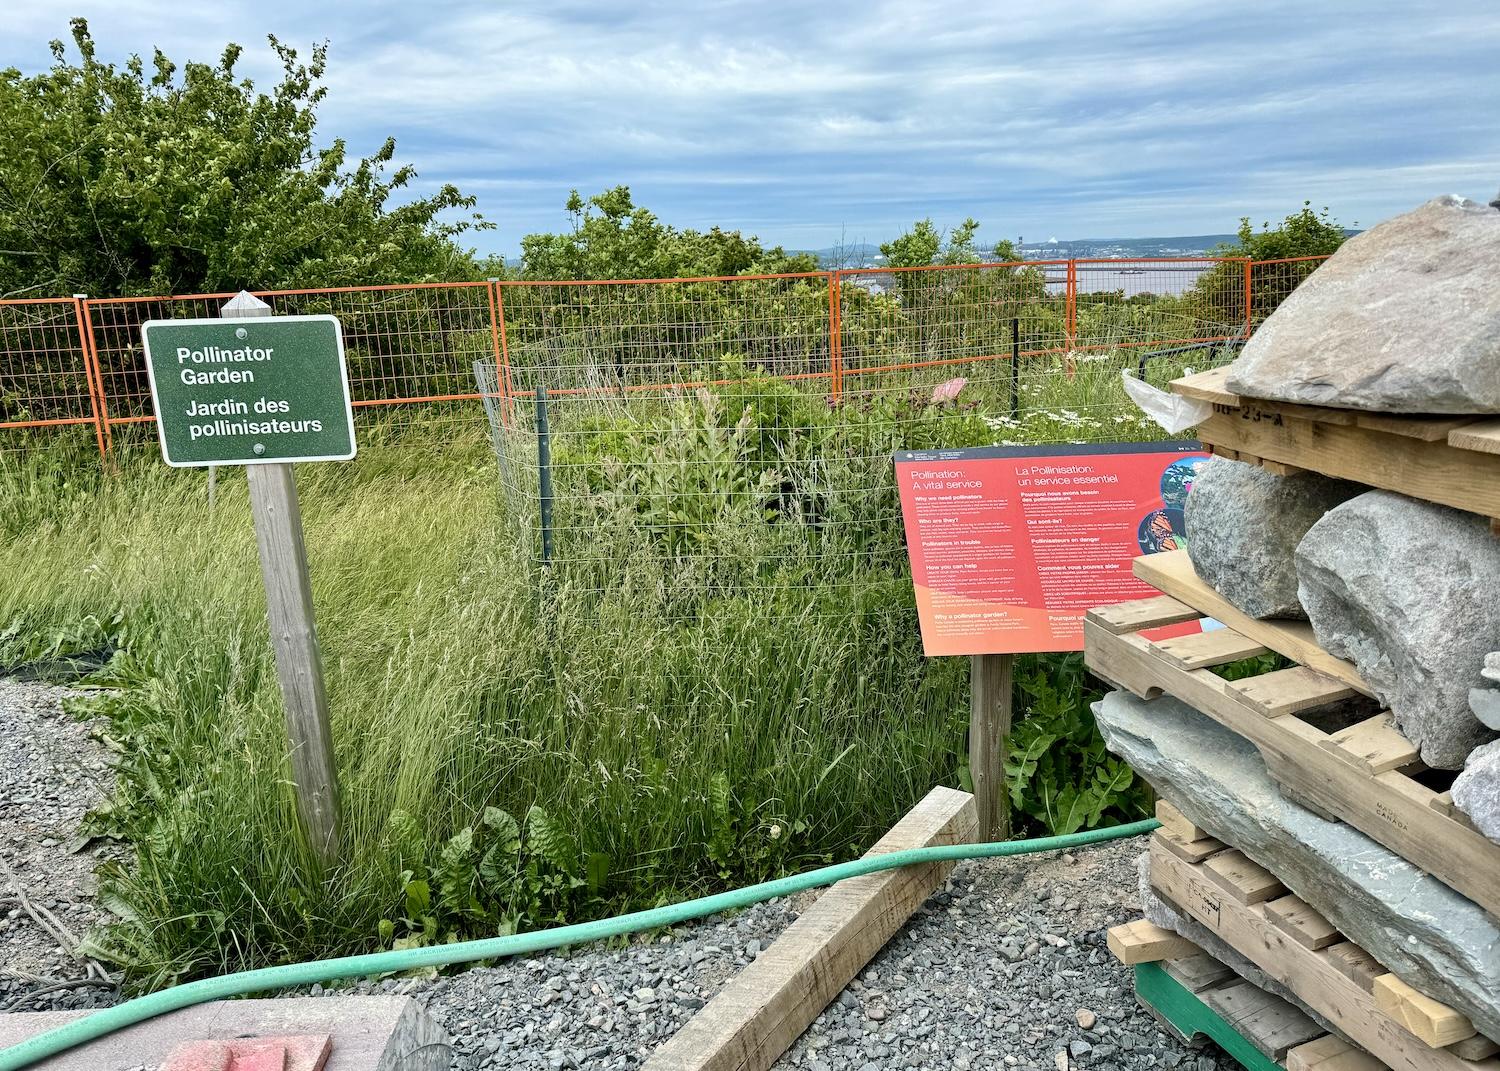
[1106,920,1199,965]
[643,785,978,1071]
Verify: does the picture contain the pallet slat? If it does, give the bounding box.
[1227,667,1359,718]
[1152,627,1270,670]
[1107,919,1200,965]
[1086,594,1199,634]
[1183,395,1500,520]
[1373,974,1477,1050]
[1133,551,1372,694]
[1147,838,1500,1070]
[1264,895,1340,951]
[1202,849,1286,905]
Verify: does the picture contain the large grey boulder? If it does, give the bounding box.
[1295,490,1500,769]
[1094,689,1500,1039]
[1453,738,1500,844]
[1225,196,1500,413]
[1184,458,1362,619]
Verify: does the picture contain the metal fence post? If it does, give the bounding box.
[487,277,513,426]
[1065,259,1078,354]
[828,272,843,400]
[1242,258,1254,338]
[535,385,555,565]
[1010,317,1021,420]
[71,295,110,460]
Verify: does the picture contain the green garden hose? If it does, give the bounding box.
[0,818,1159,1070]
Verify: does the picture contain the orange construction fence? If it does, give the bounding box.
[0,255,1329,457]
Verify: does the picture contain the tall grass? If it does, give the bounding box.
[0,424,965,988]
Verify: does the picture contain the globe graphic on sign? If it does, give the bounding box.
[1159,455,1210,510]
[1137,507,1187,554]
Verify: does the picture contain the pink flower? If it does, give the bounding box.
[931,377,968,405]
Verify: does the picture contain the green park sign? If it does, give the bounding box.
[143,315,356,467]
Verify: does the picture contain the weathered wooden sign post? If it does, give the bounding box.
[142,292,356,866]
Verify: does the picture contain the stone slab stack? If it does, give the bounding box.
[1089,196,1500,1070]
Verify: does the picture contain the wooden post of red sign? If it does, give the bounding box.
[970,652,1013,840]
[224,291,342,867]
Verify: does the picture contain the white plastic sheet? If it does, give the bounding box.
[1121,371,1213,435]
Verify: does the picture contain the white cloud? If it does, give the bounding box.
[4,0,1499,252]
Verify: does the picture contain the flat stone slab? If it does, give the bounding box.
[1094,688,1500,1040]
[0,996,448,1071]
[1225,195,1500,413]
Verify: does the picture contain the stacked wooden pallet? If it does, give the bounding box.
[1173,366,1500,533]
[1090,371,1500,1071]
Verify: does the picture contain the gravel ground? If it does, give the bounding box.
[0,676,1217,1069]
[0,677,121,1015]
[412,837,1218,1071]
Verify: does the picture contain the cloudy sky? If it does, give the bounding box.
[7,2,1500,259]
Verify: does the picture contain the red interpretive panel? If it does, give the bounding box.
[895,441,1211,656]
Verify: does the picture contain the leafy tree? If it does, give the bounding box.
[1188,201,1350,327]
[518,187,817,280]
[1218,201,1350,260]
[0,19,489,297]
[878,217,985,268]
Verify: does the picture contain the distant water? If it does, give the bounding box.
[1043,264,1213,298]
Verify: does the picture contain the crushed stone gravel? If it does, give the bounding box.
[405,837,1221,1070]
[0,677,121,1015]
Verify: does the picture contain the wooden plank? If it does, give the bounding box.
[1264,895,1340,951]
[1324,942,1385,994]
[1372,974,1477,1050]
[1171,366,1240,405]
[1083,617,1500,921]
[1156,799,1209,842]
[1202,980,1325,1061]
[1453,1036,1500,1061]
[1086,594,1200,634]
[1353,411,1478,443]
[1157,824,1228,864]
[1324,717,1423,775]
[1285,1034,1387,1071]
[1150,628,1269,671]
[1106,919,1200,965]
[1131,553,1374,695]
[1147,839,1500,1071]
[643,786,976,1071]
[1195,406,1500,520]
[247,461,342,866]
[1260,459,1308,477]
[1448,419,1500,456]
[1227,666,1358,718]
[1202,850,1285,905]
[969,653,1013,841]
[1164,951,1236,994]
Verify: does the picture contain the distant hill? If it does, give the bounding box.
[801,231,1358,269]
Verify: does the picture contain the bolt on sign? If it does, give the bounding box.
[142,315,356,467]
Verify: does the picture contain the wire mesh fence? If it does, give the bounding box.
[478,256,1281,601]
[0,297,102,456]
[0,255,1326,467]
